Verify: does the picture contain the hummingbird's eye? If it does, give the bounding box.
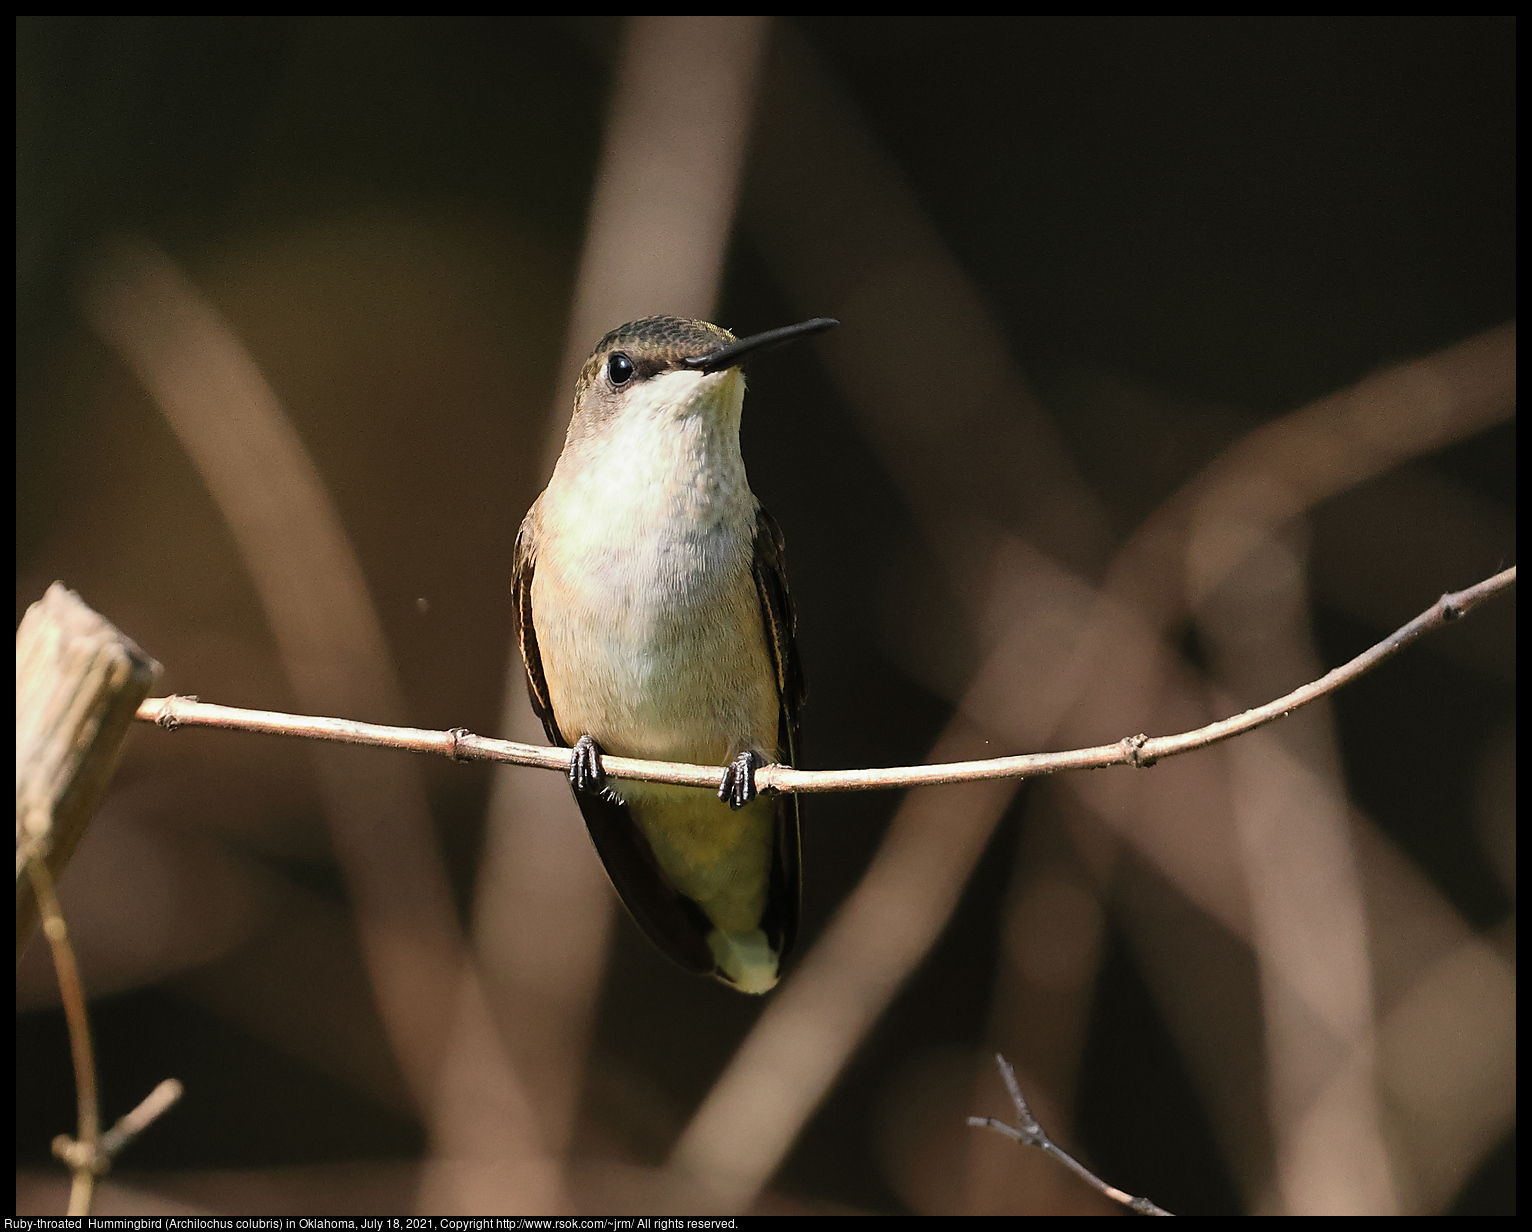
[607,353,635,385]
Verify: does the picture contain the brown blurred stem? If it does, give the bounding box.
[970,1053,1172,1216]
[133,565,1514,794]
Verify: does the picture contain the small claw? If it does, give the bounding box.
[719,750,764,811]
[570,735,607,795]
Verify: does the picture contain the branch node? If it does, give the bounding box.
[1121,733,1156,768]
[446,727,474,762]
[1439,592,1464,621]
[51,1135,100,1174]
[157,695,197,731]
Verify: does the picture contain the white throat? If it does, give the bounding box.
[548,367,756,557]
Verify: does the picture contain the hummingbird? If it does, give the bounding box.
[511,315,836,994]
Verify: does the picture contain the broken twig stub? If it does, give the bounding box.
[16,582,161,957]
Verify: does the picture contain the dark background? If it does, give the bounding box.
[16,16,1514,1215]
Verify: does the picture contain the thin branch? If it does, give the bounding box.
[97,1078,185,1160]
[133,566,1514,795]
[970,1053,1172,1216]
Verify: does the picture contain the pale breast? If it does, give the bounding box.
[532,467,779,765]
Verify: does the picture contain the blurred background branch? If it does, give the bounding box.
[81,237,562,1214]
[471,16,770,1174]
[17,15,1513,1216]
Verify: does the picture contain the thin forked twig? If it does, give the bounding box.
[132,566,1514,796]
[969,1053,1172,1216]
[26,857,98,1216]
[27,857,184,1215]
[51,1082,186,1175]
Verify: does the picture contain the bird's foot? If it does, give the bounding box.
[570,735,607,795]
[719,750,765,811]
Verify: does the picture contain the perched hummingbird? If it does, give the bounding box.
[511,315,836,993]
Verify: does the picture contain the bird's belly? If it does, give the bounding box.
[533,544,779,767]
